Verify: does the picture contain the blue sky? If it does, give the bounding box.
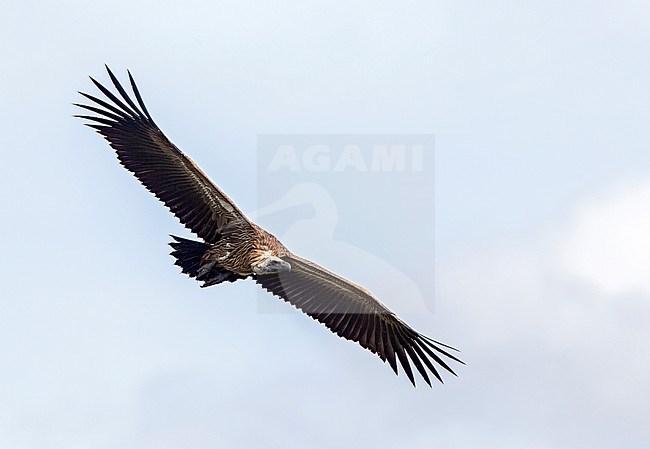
[2,1,650,448]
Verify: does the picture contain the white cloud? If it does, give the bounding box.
[563,180,650,295]
[436,180,650,446]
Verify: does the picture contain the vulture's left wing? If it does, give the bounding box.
[254,253,463,386]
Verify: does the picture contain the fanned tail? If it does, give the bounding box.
[169,235,246,287]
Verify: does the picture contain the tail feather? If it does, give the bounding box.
[169,235,210,278]
[169,235,246,287]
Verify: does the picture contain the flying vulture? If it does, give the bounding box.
[75,66,463,386]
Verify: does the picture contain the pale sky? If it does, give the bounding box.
[1,1,650,448]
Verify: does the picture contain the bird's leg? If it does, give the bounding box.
[200,270,234,288]
[197,260,217,280]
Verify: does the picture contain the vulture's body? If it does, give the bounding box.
[76,66,463,386]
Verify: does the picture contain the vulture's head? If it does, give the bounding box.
[253,256,292,275]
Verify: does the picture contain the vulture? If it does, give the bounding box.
[75,66,463,387]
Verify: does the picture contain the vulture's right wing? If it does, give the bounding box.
[254,253,463,386]
[75,66,249,243]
